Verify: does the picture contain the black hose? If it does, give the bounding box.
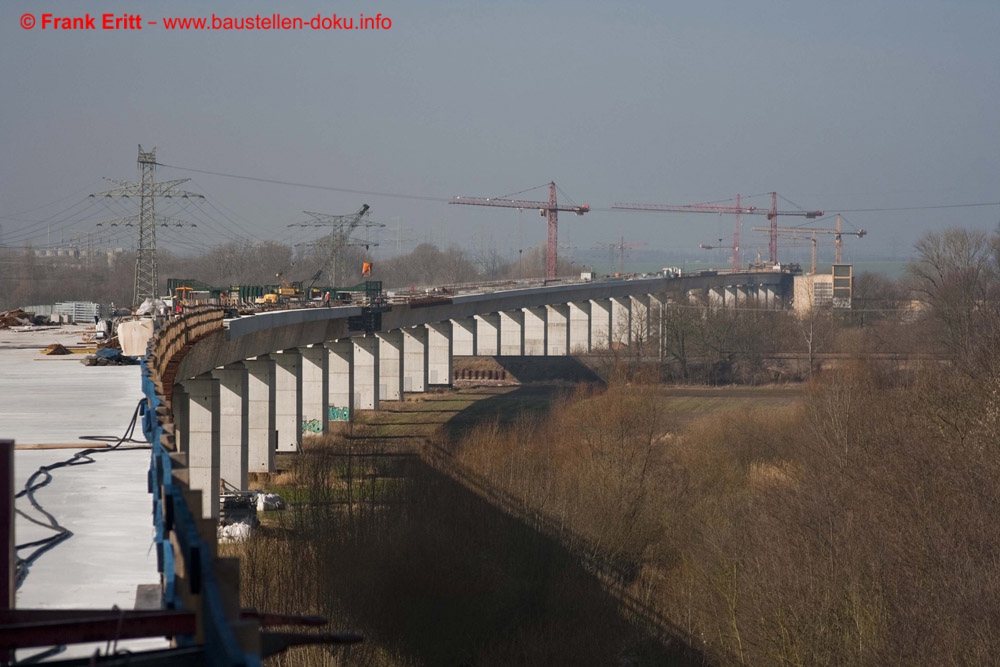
[14,399,150,589]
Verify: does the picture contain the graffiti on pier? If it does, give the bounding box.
[329,406,350,422]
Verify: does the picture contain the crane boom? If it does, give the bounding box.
[613,192,823,265]
[753,226,867,235]
[449,197,590,214]
[450,182,589,280]
[753,219,866,265]
[614,203,821,217]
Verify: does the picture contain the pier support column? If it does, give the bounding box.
[377,331,404,401]
[172,385,189,455]
[611,297,631,347]
[273,350,302,452]
[475,313,500,356]
[353,336,380,411]
[402,327,428,393]
[178,374,220,520]
[631,295,651,347]
[523,307,547,356]
[212,364,249,492]
[244,357,276,474]
[764,286,776,308]
[568,301,591,353]
[499,310,524,356]
[426,322,452,386]
[546,304,569,356]
[300,345,328,437]
[326,340,353,423]
[590,299,611,350]
[451,317,476,357]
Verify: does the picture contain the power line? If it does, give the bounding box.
[156,162,450,203]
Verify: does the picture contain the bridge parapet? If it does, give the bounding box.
[139,308,258,665]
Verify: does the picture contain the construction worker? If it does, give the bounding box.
[323,291,331,307]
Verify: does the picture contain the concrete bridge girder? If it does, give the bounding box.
[164,272,793,524]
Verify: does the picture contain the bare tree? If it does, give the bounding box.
[909,227,1000,374]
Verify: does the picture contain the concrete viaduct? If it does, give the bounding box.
[161,271,791,521]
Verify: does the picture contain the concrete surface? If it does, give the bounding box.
[0,325,168,659]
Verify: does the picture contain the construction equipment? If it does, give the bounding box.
[274,273,303,299]
[291,204,373,289]
[772,232,819,273]
[752,215,866,269]
[450,182,590,280]
[613,192,824,268]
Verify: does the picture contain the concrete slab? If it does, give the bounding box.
[0,326,168,658]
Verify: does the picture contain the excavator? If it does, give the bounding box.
[254,272,303,305]
[274,272,304,299]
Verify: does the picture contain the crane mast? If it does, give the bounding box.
[450,182,590,280]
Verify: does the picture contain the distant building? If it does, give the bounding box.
[33,247,124,266]
[793,264,852,315]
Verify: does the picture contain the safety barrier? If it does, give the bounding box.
[139,309,259,666]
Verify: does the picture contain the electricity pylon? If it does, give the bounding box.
[92,145,203,306]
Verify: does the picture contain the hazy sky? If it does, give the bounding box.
[2,0,998,266]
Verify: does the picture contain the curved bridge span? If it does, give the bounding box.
[138,270,790,663]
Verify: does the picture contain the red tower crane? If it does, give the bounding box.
[450,182,590,280]
[613,193,823,267]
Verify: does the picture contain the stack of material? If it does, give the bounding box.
[82,347,139,366]
[0,309,33,329]
[43,343,72,355]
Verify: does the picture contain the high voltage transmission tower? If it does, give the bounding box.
[289,204,383,286]
[91,146,202,306]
